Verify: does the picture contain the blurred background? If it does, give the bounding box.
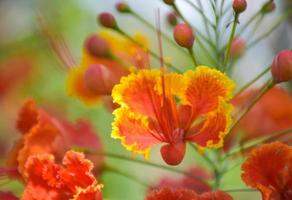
[0,0,291,199]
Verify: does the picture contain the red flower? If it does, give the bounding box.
[8,99,103,177]
[145,187,233,200]
[150,166,211,194]
[112,66,235,165]
[0,191,19,200]
[21,151,103,200]
[242,142,292,200]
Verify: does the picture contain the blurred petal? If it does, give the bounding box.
[200,191,233,200]
[16,99,38,134]
[146,187,199,200]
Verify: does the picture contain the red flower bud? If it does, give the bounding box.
[167,12,178,26]
[261,1,275,14]
[230,37,246,59]
[116,1,131,13]
[84,34,110,57]
[84,64,111,95]
[98,12,118,29]
[173,24,195,48]
[160,142,186,165]
[163,0,175,5]
[233,0,247,14]
[271,50,292,83]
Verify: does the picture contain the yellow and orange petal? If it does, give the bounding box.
[241,142,292,200]
[187,99,233,149]
[182,66,235,115]
[112,107,160,159]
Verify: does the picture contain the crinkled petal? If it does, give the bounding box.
[112,107,161,159]
[146,187,199,200]
[183,66,235,116]
[241,142,292,200]
[200,191,233,200]
[186,100,233,148]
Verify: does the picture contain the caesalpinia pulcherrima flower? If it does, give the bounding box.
[145,187,233,200]
[112,66,235,165]
[242,142,292,200]
[22,150,102,200]
[66,30,149,105]
[8,99,104,177]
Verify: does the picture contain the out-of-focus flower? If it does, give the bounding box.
[229,87,292,146]
[0,191,19,200]
[241,142,292,200]
[149,166,211,194]
[0,56,33,99]
[271,49,292,83]
[112,66,235,165]
[230,37,246,59]
[21,151,103,200]
[67,30,149,105]
[167,12,178,27]
[145,187,233,200]
[7,99,103,177]
[261,0,276,14]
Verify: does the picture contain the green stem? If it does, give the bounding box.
[225,128,292,159]
[229,79,274,133]
[188,48,198,66]
[233,66,271,98]
[248,9,292,48]
[116,29,182,73]
[130,11,189,57]
[224,188,257,193]
[75,147,208,184]
[104,164,149,187]
[223,13,239,71]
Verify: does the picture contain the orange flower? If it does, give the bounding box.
[242,142,292,200]
[112,66,235,165]
[21,151,103,200]
[8,99,104,177]
[229,87,292,146]
[67,30,149,105]
[145,187,233,200]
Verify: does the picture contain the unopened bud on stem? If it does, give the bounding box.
[163,0,175,5]
[173,23,195,49]
[116,1,131,13]
[98,12,118,29]
[271,50,292,83]
[167,12,178,26]
[261,1,275,14]
[84,35,110,58]
[233,0,247,14]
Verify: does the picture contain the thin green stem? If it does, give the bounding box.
[223,13,239,71]
[188,48,198,66]
[225,128,292,159]
[248,9,292,48]
[75,147,208,184]
[224,188,257,193]
[233,66,271,98]
[130,11,189,57]
[104,164,149,187]
[116,29,182,73]
[229,79,274,132]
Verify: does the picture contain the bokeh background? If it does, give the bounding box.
[0,0,291,199]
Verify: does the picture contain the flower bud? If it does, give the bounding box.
[84,34,110,58]
[98,12,118,29]
[173,23,195,48]
[160,142,186,165]
[271,50,292,83]
[167,12,178,26]
[84,64,111,95]
[230,37,246,59]
[115,1,131,13]
[261,1,275,14]
[163,0,175,5]
[233,0,247,14]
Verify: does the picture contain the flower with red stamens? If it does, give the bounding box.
[67,30,149,105]
[8,99,104,177]
[149,166,211,194]
[21,151,103,200]
[112,66,235,165]
[242,142,292,200]
[146,187,233,200]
